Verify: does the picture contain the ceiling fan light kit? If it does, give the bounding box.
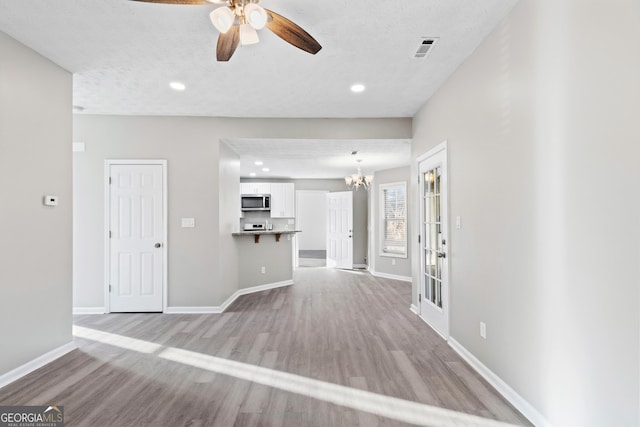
[239,23,259,45]
[244,3,267,30]
[132,0,322,61]
[210,7,234,33]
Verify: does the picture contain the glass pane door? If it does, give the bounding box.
[418,143,448,338]
[423,166,444,309]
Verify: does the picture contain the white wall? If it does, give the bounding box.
[296,191,327,251]
[218,142,240,296]
[0,31,73,375]
[74,117,410,308]
[370,166,411,279]
[411,0,640,425]
[74,116,222,308]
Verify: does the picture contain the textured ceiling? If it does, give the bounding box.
[224,138,411,179]
[0,0,516,178]
[0,0,518,118]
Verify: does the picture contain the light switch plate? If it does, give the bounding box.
[181,218,195,228]
[72,142,85,152]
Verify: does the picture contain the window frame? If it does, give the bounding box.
[379,181,408,259]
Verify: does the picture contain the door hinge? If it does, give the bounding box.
[418,234,421,244]
[109,177,112,185]
[109,230,112,238]
[109,285,112,292]
[419,294,422,302]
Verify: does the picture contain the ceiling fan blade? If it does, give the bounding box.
[264,9,322,55]
[217,26,240,61]
[129,0,209,4]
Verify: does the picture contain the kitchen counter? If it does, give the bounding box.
[232,229,301,243]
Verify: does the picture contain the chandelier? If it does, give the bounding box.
[345,160,373,191]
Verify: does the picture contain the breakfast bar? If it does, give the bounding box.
[232,229,301,243]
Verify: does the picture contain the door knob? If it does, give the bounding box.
[154,243,162,248]
[437,252,446,258]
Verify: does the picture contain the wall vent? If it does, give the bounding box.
[413,38,438,59]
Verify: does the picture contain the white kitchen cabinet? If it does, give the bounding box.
[270,183,295,218]
[241,182,271,195]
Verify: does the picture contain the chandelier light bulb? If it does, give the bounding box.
[244,3,267,30]
[210,7,234,34]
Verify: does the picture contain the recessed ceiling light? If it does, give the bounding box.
[262,167,270,172]
[169,82,186,91]
[350,83,366,93]
[254,161,263,166]
[249,172,257,177]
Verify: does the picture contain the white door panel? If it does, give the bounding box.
[326,191,353,269]
[109,164,164,312]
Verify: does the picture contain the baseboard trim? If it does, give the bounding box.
[0,342,77,389]
[448,337,552,427]
[410,304,419,315]
[164,306,222,314]
[371,270,412,283]
[221,280,294,312]
[165,280,294,314]
[353,264,369,270]
[73,307,105,315]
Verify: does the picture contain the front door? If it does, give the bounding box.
[108,164,164,312]
[419,145,449,338]
[326,191,353,269]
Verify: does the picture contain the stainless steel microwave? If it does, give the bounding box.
[241,194,271,211]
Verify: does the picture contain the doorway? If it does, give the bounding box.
[104,160,167,312]
[296,190,328,268]
[417,142,449,338]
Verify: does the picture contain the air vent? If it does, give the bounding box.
[413,38,438,59]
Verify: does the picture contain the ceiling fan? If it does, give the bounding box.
[131,0,322,61]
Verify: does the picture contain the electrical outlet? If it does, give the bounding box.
[480,322,487,339]
[261,266,266,274]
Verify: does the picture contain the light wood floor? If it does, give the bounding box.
[0,268,531,426]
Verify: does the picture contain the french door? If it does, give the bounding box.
[418,143,449,338]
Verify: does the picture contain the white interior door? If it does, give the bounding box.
[326,191,353,269]
[109,164,164,312]
[419,146,449,338]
